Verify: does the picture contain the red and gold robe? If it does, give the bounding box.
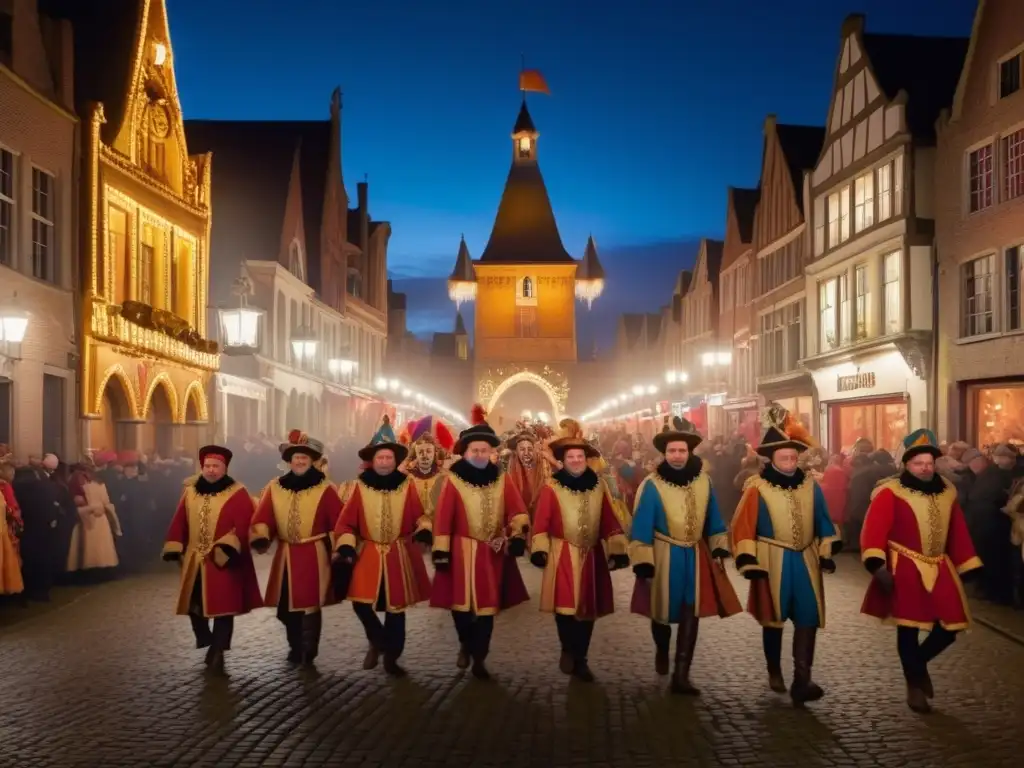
[251,477,343,612]
[860,476,982,631]
[406,466,446,525]
[532,475,629,620]
[506,456,546,519]
[335,475,432,611]
[162,481,263,617]
[430,470,530,615]
[0,481,24,595]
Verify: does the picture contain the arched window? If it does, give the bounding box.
[522,277,534,298]
[347,268,362,299]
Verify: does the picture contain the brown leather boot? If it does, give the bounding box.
[906,682,931,713]
[456,643,470,670]
[363,646,380,670]
[670,614,700,695]
[790,627,824,705]
[767,665,787,693]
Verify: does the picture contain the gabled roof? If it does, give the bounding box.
[731,187,760,245]
[454,312,467,335]
[620,314,646,349]
[184,120,331,291]
[692,239,724,292]
[776,124,826,213]
[41,0,143,143]
[513,101,536,134]
[578,235,605,281]
[862,31,968,142]
[479,103,573,264]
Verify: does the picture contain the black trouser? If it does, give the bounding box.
[452,611,494,660]
[896,623,957,683]
[651,620,672,653]
[555,614,595,661]
[276,568,322,659]
[762,626,783,670]
[188,576,233,651]
[353,582,407,658]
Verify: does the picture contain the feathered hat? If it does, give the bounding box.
[279,430,325,462]
[900,428,941,463]
[406,415,455,456]
[453,404,501,454]
[549,417,600,461]
[358,415,409,463]
[756,403,816,458]
[653,415,702,454]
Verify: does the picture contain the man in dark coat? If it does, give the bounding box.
[12,454,64,601]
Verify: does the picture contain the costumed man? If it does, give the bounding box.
[430,405,531,679]
[531,436,630,682]
[730,406,840,706]
[860,430,982,714]
[0,457,25,596]
[334,419,433,676]
[250,430,344,667]
[505,423,546,520]
[629,417,741,694]
[161,445,262,673]
[403,415,454,522]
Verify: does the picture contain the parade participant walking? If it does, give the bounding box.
[161,445,262,674]
[430,405,530,679]
[730,406,840,706]
[401,415,454,523]
[334,418,433,677]
[505,424,546,520]
[531,436,629,682]
[860,430,982,714]
[629,416,741,694]
[250,430,343,668]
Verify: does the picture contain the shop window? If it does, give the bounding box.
[975,385,1024,447]
[831,398,908,456]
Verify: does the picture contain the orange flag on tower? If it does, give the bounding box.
[519,69,550,94]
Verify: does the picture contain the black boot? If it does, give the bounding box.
[570,619,596,683]
[651,621,671,676]
[190,614,213,650]
[762,627,786,693]
[205,617,233,676]
[790,627,824,705]
[670,612,700,695]
[471,616,494,680]
[300,612,322,668]
[917,624,957,699]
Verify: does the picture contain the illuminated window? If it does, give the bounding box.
[1002,128,1024,201]
[877,163,892,221]
[968,144,994,213]
[819,278,837,351]
[518,136,531,158]
[882,251,901,335]
[854,172,874,233]
[108,207,129,303]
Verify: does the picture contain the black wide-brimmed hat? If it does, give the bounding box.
[652,415,703,454]
[453,404,501,454]
[279,430,325,462]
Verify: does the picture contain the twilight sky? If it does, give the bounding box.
[169,0,976,343]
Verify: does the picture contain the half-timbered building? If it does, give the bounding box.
[802,13,967,454]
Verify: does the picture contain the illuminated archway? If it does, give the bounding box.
[181,380,209,422]
[141,373,180,423]
[93,364,140,419]
[485,371,562,424]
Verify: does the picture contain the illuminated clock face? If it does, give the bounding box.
[148,104,171,138]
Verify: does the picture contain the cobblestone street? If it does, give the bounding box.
[1,553,1022,767]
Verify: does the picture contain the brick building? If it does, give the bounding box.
[716,187,759,443]
[750,116,824,433]
[0,1,79,459]
[936,0,1024,445]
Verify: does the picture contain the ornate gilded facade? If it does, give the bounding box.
[56,0,217,455]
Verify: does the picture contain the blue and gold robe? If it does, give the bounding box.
[730,470,839,629]
[629,468,741,624]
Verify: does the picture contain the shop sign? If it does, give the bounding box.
[836,372,876,393]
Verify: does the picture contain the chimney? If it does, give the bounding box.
[52,18,74,110]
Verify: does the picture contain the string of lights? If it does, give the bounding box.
[373,377,469,426]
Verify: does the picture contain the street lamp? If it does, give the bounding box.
[0,294,29,344]
[665,370,689,384]
[219,275,264,356]
[290,324,318,365]
[327,357,356,379]
[389,378,400,393]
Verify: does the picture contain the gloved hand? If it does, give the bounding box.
[736,553,767,580]
[413,528,433,547]
[507,537,526,557]
[872,565,894,594]
[711,548,730,560]
[432,550,451,571]
[819,557,836,574]
[250,537,271,555]
[530,551,548,569]
[633,562,655,580]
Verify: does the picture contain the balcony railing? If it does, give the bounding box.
[90,299,220,371]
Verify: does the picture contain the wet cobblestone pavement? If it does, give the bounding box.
[1,553,1022,767]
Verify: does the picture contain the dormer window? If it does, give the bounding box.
[518,136,532,158]
[522,277,534,298]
